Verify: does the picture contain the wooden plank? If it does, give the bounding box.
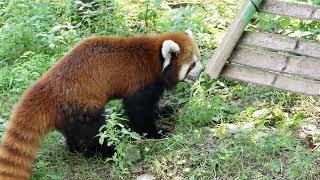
[296,40,320,59]
[285,56,320,80]
[206,0,263,79]
[239,32,320,59]
[275,75,320,95]
[221,64,276,86]
[260,0,320,20]
[239,32,297,52]
[229,46,320,80]
[314,9,320,19]
[221,64,320,96]
[230,47,287,71]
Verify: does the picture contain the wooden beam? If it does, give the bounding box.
[296,40,320,59]
[221,64,276,86]
[230,46,287,72]
[275,75,320,95]
[206,0,263,79]
[284,56,320,80]
[222,64,320,96]
[239,31,320,59]
[239,31,297,51]
[229,46,320,80]
[260,0,320,20]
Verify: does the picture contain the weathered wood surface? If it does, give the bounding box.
[296,40,320,59]
[206,0,320,95]
[221,64,320,95]
[239,32,320,59]
[230,47,287,72]
[229,46,320,80]
[285,56,320,80]
[260,0,320,20]
[206,0,263,79]
[222,64,276,85]
[275,75,320,95]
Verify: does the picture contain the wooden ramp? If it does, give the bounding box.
[206,0,320,96]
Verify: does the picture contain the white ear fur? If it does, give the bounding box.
[161,40,180,71]
[185,29,193,38]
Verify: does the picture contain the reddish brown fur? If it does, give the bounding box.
[0,32,195,179]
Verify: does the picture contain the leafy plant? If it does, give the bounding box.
[97,111,142,177]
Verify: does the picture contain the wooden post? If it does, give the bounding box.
[206,0,263,79]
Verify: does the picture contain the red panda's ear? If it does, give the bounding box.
[161,40,180,71]
[185,29,193,39]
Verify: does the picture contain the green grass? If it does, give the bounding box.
[32,132,112,180]
[32,81,320,179]
[1,0,320,179]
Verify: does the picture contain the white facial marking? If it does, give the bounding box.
[161,40,180,71]
[182,55,203,83]
[179,64,190,81]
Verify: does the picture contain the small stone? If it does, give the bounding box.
[226,124,238,134]
[167,172,174,177]
[127,147,141,162]
[242,122,254,130]
[130,165,143,173]
[211,116,221,124]
[183,168,190,172]
[301,124,317,132]
[136,174,154,180]
[202,126,216,133]
[251,100,261,106]
[177,160,186,165]
[252,108,270,118]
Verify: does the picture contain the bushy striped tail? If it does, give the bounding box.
[0,115,49,180]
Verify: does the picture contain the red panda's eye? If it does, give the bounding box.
[190,62,196,69]
[187,62,196,74]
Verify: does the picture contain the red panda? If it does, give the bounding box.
[0,30,203,179]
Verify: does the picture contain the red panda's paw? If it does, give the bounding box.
[154,127,175,139]
[156,105,176,119]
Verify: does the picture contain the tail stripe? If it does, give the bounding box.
[0,171,28,180]
[2,143,34,161]
[7,128,39,144]
[0,157,32,172]
[2,139,36,158]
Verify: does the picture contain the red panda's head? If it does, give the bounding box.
[161,30,203,87]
